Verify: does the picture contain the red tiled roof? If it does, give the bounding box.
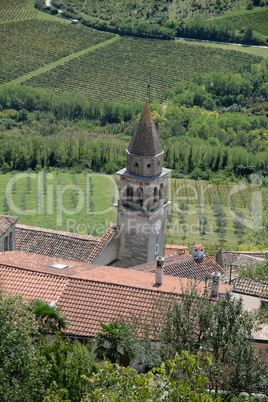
[0,251,98,276]
[0,264,69,303]
[217,249,267,268]
[0,215,18,236]
[165,244,189,258]
[232,277,268,299]
[15,224,99,262]
[193,244,205,251]
[0,260,232,338]
[132,254,224,281]
[88,224,117,263]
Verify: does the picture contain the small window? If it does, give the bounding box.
[135,163,139,167]
[9,232,13,251]
[138,187,143,205]
[159,183,164,199]
[147,163,151,168]
[154,187,159,202]
[158,161,160,166]
[155,244,159,255]
[126,185,133,201]
[4,236,8,251]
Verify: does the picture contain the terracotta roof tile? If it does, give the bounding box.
[0,251,99,276]
[88,224,117,263]
[0,261,232,338]
[193,244,205,251]
[15,224,100,262]
[232,277,268,299]
[165,244,189,258]
[0,215,18,236]
[132,254,224,281]
[0,264,69,303]
[217,249,267,268]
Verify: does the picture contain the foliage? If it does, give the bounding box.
[0,288,98,401]
[238,253,268,284]
[94,320,136,363]
[158,288,266,395]
[28,299,68,335]
[82,352,217,401]
[61,0,268,43]
[0,289,36,401]
[35,337,97,402]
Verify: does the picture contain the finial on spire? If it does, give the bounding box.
[145,70,152,104]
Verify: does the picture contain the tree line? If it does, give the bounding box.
[0,62,267,180]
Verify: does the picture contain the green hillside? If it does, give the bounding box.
[24,37,261,103]
[215,7,268,36]
[61,0,264,23]
[0,20,114,84]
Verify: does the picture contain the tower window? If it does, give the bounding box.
[138,187,143,205]
[126,185,133,201]
[147,163,151,168]
[135,163,139,167]
[155,244,159,254]
[9,232,13,251]
[154,187,159,202]
[159,183,164,199]
[4,236,8,251]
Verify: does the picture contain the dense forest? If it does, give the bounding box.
[0,61,267,182]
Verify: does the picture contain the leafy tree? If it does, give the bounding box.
[94,320,136,364]
[83,352,217,401]
[159,287,266,396]
[35,337,97,402]
[0,290,36,401]
[28,299,68,335]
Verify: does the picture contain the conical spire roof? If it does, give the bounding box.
[127,98,163,157]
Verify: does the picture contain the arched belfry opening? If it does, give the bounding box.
[116,98,171,268]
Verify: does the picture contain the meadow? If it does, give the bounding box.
[1,171,267,255]
[24,37,261,103]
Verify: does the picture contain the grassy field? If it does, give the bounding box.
[0,20,114,84]
[0,170,118,236]
[176,38,268,59]
[1,171,267,255]
[24,37,261,103]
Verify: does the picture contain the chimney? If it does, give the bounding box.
[211,271,221,298]
[192,244,205,259]
[155,256,164,285]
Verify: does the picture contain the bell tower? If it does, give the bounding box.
[116,98,171,268]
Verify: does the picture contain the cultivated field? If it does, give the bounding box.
[216,7,268,36]
[0,0,37,23]
[1,171,267,255]
[0,20,114,84]
[24,37,261,103]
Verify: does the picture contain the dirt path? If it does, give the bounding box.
[45,0,63,13]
